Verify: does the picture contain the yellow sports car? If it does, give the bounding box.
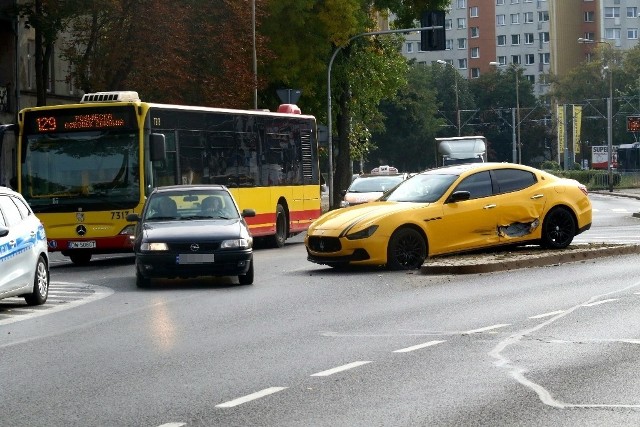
[305,163,592,270]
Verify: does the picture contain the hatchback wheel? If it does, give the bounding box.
[387,228,426,270]
[541,207,575,249]
[24,256,49,306]
[238,261,254,285]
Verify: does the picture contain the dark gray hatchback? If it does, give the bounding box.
[127,185,255,287]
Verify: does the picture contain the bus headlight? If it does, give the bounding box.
[119,225,136,235]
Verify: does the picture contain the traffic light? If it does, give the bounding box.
[420,11,446,51]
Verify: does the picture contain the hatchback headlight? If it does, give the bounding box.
[346,225,379,240]
[220,238,251,249]
[141,242,169,251]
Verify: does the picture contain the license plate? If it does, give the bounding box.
[68,241,96,249]
[177,253,215,264]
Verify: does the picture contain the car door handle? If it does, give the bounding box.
[483,204,497,209]
[531,194,544,199]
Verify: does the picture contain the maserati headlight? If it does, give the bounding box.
[140,242,169,251]
[346,225,379,240]
[221,238,252,249]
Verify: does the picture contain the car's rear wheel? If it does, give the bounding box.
[70,252,92,265]
[24,256,49,306]
[541,206,576,249]
[238,261,254,285]
[386,228,426,270]
[269,204,287,248]
[136,270,151,288]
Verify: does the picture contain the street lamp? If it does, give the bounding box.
[251,0,258,109]
[436,60,460,136]
[326,26,440,209]
[489,61,520,164]
[578,37,613,192]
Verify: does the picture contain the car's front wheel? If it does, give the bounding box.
[238,261,254,285]
[136,270,151,288]
[541,206,575,249]
[386,228,427,270]
[24,256,49,306]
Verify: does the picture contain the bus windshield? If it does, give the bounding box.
[21,130,140,211]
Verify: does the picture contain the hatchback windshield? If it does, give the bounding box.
[145,190,239,220]
[382,173,458,203]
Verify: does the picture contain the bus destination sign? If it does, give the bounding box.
[25,106,137,134]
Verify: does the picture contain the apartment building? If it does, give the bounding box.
[402,0,639,96]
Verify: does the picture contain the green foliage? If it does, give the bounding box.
[540,160,560,170]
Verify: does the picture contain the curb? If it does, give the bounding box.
[420,244,640,275]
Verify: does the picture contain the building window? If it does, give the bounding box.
[497,14,506,25]
[458,38,467,49]
[524,33,534,44]
[458,18,466,29]
[539,53,550,64]
[540,32,550,43]
[538,11,549,22]
[457,0,466,8]
[629,29,639,40]
[583,32,595,41]
[471,68,480,78]
[605,28,621,40]
[604,7,620,18]
[471,47,479,58]
[627,7,638,18]
[584,11,595,22]
[524,12,534,23]
[471,27,479,38]
[511,34,521,45]
[496,0,504,5]
[525,75,535,84]
[458,58,468,69]
[406,42,414,53]
[511,13,520,24]
[511,55,521,65]
[470,6,479,17]
[525,54,535,65]
[497,34,507,45]
[446,39,454,50]
[445,19,453,30]
[511,0,519,3]
[497,56,507,65]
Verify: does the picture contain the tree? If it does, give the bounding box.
[14,0,83,105]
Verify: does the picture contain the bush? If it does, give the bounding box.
[540,160,561,171]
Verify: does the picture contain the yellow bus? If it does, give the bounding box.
[17,91,321,264]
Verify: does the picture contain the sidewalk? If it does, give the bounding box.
[590,188,640,200]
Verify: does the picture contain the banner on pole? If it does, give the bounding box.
[573,105,582,154]
[557,105,565,154]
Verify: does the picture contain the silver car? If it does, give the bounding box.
[0,186,49,305]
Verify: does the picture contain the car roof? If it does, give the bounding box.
[151,185,229,194]
[420,162,539,176]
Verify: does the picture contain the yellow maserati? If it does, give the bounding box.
[305,163,592,270]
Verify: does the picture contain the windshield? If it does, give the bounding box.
[382,173,458,203]
[21,130,140,212]
[348,175,405,193]
[144,190,240,221]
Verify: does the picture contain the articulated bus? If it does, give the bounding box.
[17,91,321,264]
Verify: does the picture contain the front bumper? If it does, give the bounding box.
[135,250,252,279]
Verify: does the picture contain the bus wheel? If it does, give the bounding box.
[69,252,92,265]
[269,204,287,248]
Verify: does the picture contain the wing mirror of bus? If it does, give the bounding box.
[242,208,256,218]
[149,133,166,162]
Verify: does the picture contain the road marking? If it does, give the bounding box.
[612,208,628,213]
[157,423,186,427]
[582,298,618,307]
[393,340,446,353]
[529,310,565,319]
[311,361,372,377]
[464,324,510,334]
[216,387,287,408]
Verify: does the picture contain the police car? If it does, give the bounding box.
[340,166,409,208]
[0,186,49,305]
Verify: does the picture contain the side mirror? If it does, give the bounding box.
[242,208,256,218]
[149,133,166,162]
[447,190,471,203]
[126,213,141,222]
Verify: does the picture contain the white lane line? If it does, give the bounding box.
[215,387,287,408]
[529,310,565,319]
[582,298,618,307]
[464,324,510,334]
[393,340,446,353]
[612,208,628,213]
[311,361,372,377]
[157,423,186,427]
